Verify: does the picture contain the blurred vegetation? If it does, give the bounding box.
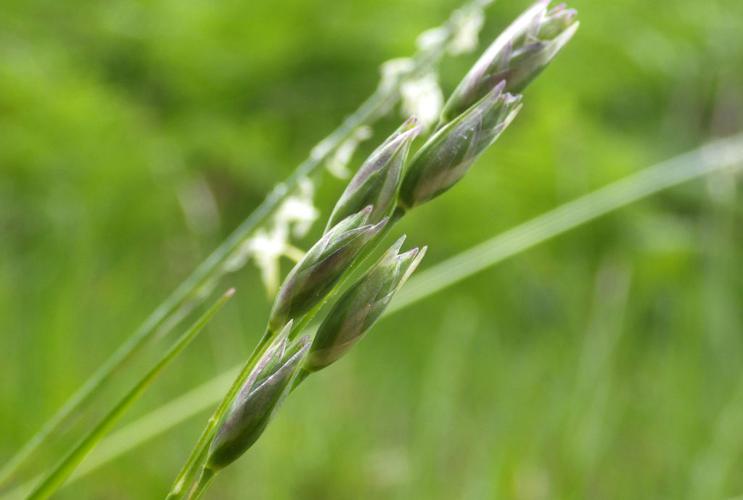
[1,0,743,498]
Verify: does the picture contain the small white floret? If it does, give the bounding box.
[379,58,415,92]
[325,126,373,179]
[401,72,444,129]
[448,8,485,55]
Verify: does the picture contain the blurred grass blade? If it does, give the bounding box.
[6,133,743,499]
[389,133,743,312]
[0,92,379,488]
[24,289,235,500]
[2,372,239,500]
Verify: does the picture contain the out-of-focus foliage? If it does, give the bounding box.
[1,0,742,498]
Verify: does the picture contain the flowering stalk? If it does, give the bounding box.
[168,2,581,498]
[0,2,494,489]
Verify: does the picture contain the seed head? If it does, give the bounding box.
[326,118,421,230]
[398,83,522,210]
[207,325,310,471]
[440,0,578,123]
[269,207,387,331]
[304,236,426,372]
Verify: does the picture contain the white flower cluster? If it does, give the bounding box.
[377,1,489,130]
[381,57,443,130]
[416,27,448,52]
[226,178,320,297]
[379,58,416,94]
[447,7,485,55]
[325,126,373,179]
[400,72,444,129]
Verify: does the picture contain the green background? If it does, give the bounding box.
[2,0,742,498]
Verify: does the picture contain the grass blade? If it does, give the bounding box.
[1,373,239,500]
[25,289,235,500]
[389,133,743,313]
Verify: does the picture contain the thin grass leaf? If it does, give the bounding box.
[390,133,743,313]
[24,289,235,500]
[1,371,238,500]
